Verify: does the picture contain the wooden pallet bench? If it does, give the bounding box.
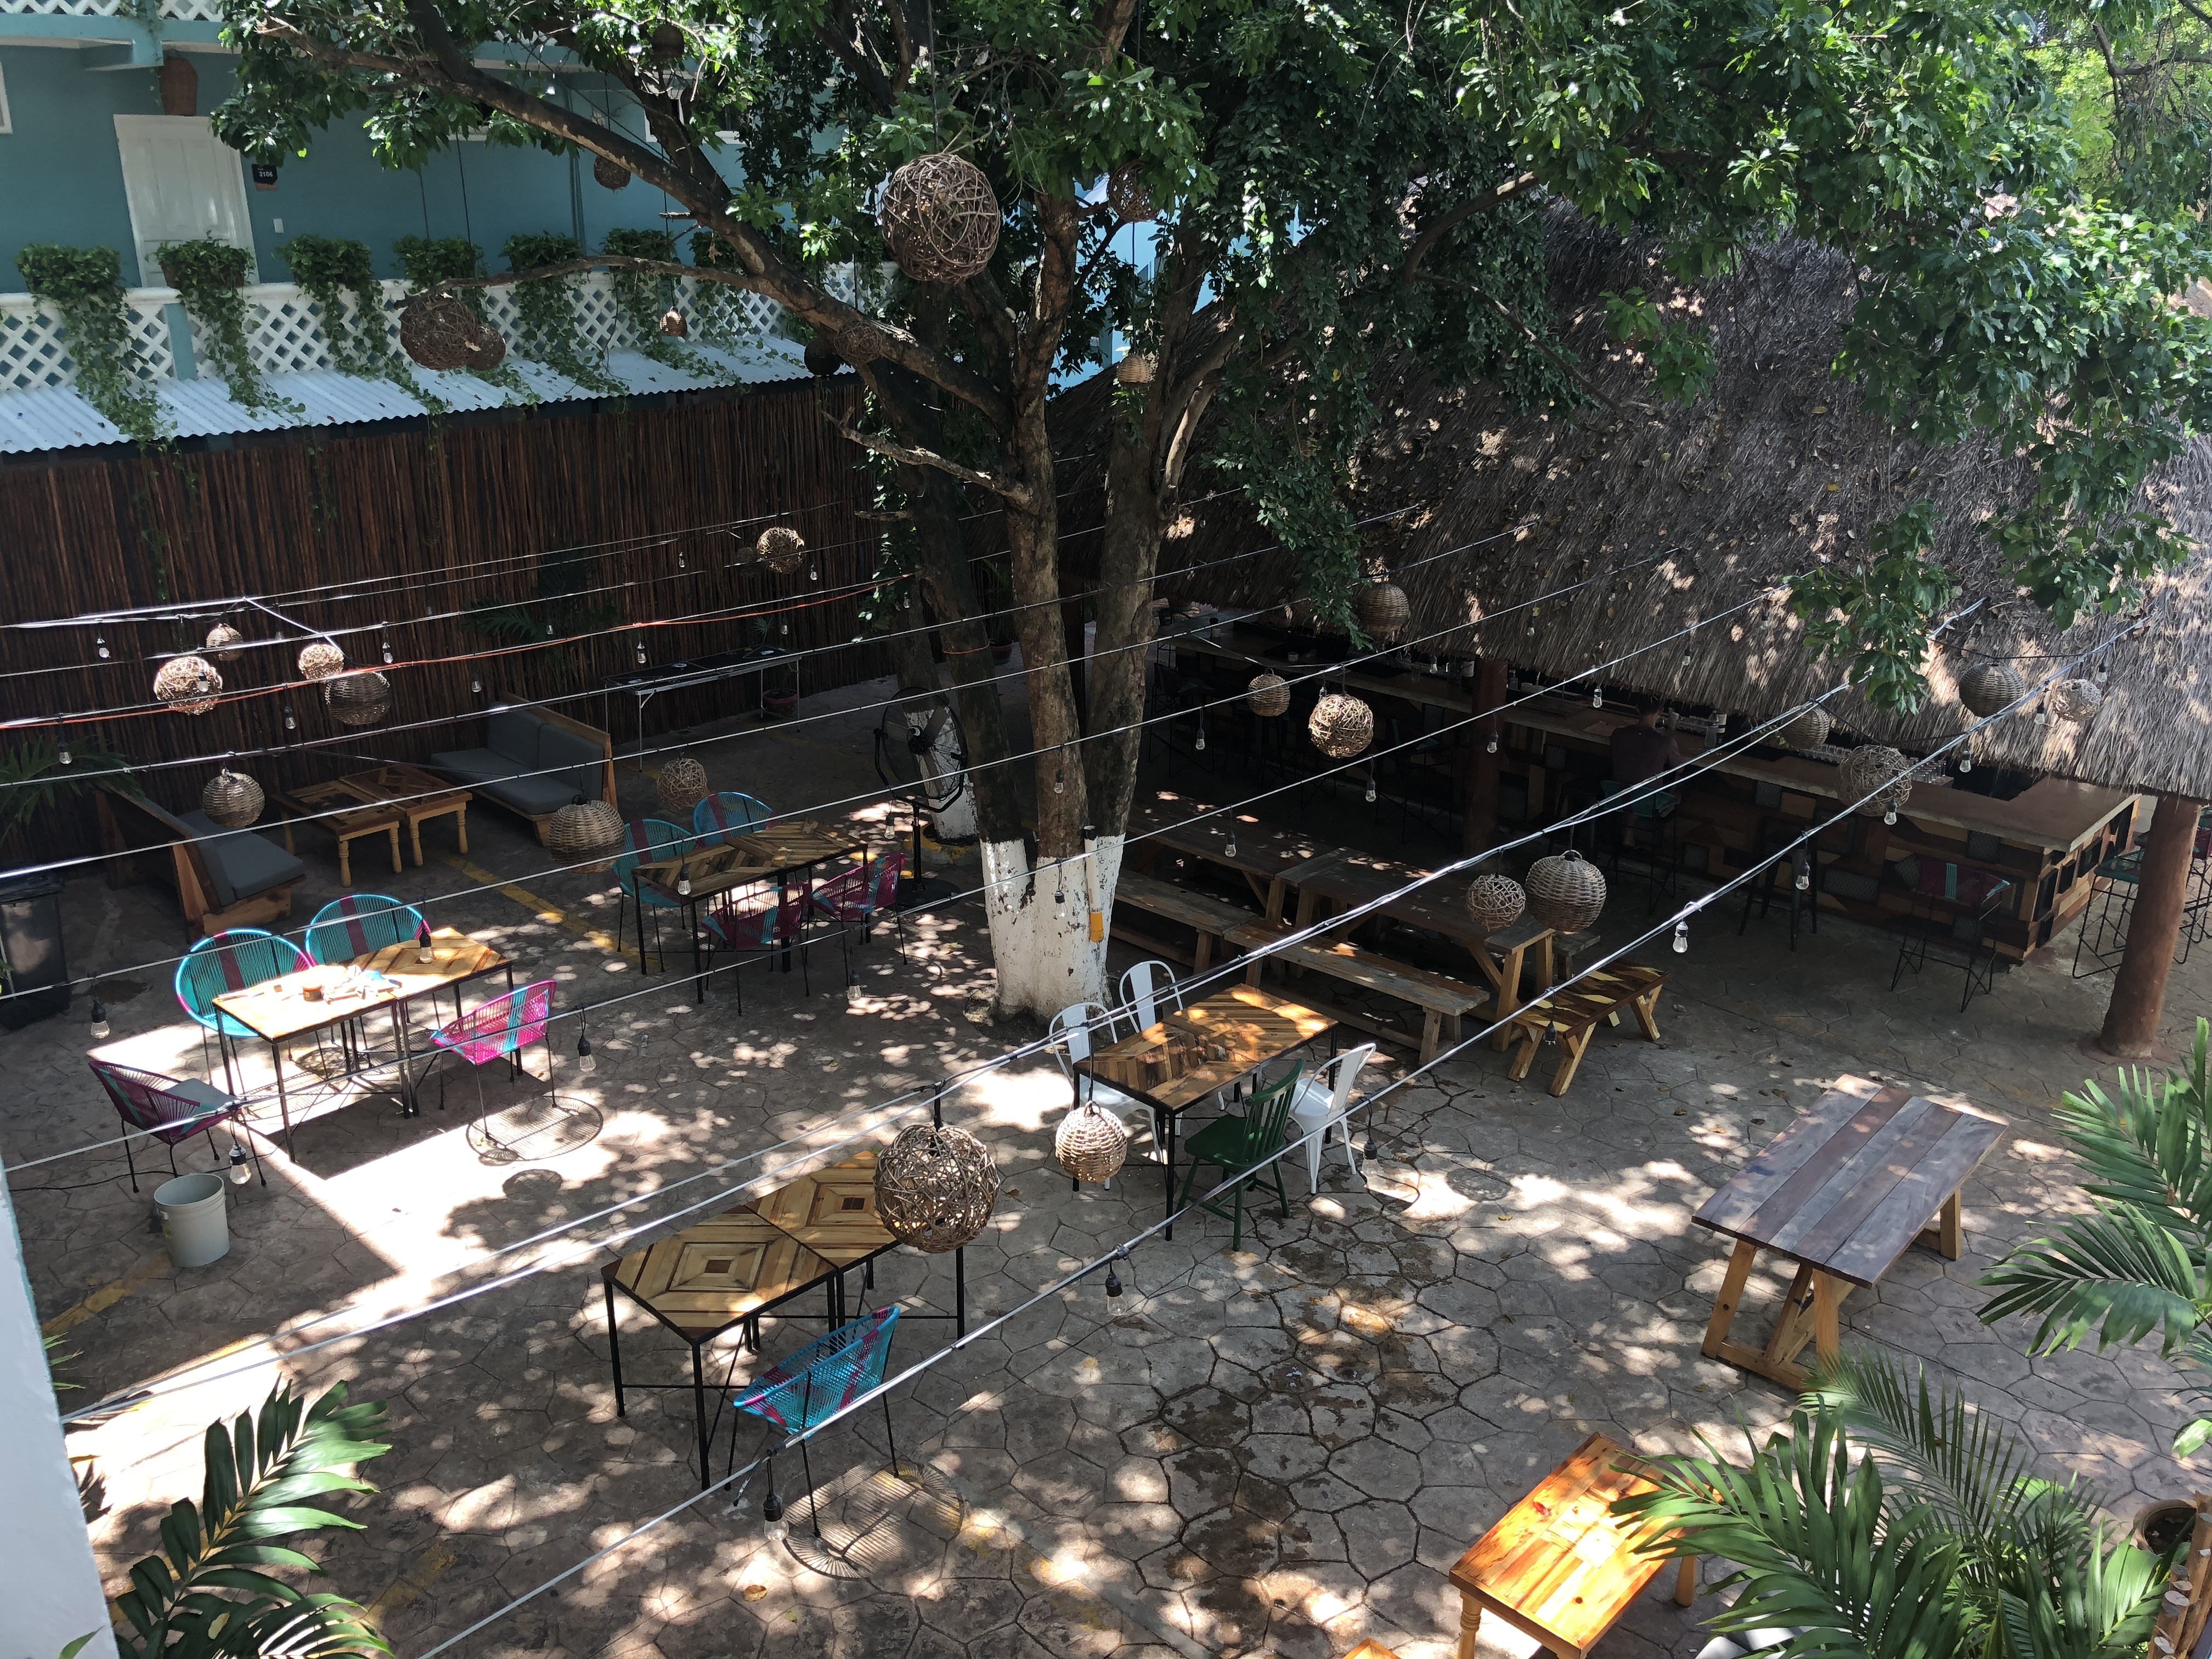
[1226,917,1485,1063]
[1111,871,1258,971]
[1504,964,1668,1096]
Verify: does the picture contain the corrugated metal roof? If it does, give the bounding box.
[0,341,822,454]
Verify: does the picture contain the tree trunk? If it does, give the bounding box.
[2098,793,2203,1057]
[1463,659,1509,854]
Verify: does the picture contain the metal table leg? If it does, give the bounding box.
[268,1036,295,1154]
[691,1338,711,1493]
[605,1278,627,1417]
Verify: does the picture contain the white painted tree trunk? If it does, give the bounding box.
[978,833,1122,1020]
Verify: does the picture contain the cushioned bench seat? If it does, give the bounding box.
[428,705,616,842]
[97,788,307,940]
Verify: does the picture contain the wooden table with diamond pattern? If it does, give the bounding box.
[637,820,868,995]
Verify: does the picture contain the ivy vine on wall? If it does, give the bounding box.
[602,228,701,371]
[154,235,300,415]
[16,243,169,445]
[503,231,622,395]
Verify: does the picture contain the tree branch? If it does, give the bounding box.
[1413,272,1628,412]
[1399,171,1541,281]
[828,419,1037,507]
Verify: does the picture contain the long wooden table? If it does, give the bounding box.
[637,821,867,997]
[212,927,512,1148]
[1692,1074,2005,1389]
[1125,794,1336,922]
[1075,985,1333,1237]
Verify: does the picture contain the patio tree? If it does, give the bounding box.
[1614,1352,2172,1658]
[216,0,2212,1016]
[1979,1018,2212,1457]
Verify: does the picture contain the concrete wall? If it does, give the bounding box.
[0,45,715,290]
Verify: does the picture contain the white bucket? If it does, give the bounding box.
[152,1172,229,1268]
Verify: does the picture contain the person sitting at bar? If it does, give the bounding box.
[1610,696,1682,845]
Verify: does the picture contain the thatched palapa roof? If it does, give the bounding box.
[1053,215,2212,801]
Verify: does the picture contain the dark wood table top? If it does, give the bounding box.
[1126,794,1336,887]
[608,1211,838,1341]
[746,1151,893,1267]
[1077,986,1333,1113]
[1283,848,1555,959]
[334,763,472,812]
[639,822,866,899]
[1692,1074,2005,1288]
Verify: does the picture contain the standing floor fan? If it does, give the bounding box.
[873,686,968,910]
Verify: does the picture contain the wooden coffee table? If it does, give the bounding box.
[334,764,470,867]
[272,782,403,889]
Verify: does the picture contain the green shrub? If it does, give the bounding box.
[15,243,168,445]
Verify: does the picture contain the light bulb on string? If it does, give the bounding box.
[545,621,555,637]
[1364,776,1377,804]
[470,672,482,695]
[381,634,393,664]
[635,640,647,665]
[809,562,820,582]
[57,738,70,767]
[1104,1245,1126,1299]
[1794,857,1810,892]
[1054,862,1066,905]
[1194,719,1206,753]
[577,1031,595,1073]
[676,863,692,897]
[2096,660,2109,687]
[1223,831,1237,859]
[762,1487,787,1549]
[677,550,686,570]
[1672,920,1689,954]
[95,634,109,661]
[1592,686,1604,709]
[283,705,297,731]
[226,1140,251,1184]
[1485,731,1498,755]
[1883,806,1898,826]
[88,1001,109,1040]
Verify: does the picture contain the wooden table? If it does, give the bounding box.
[1449,1431,1694,1659]
[1075,986,1333,1237]
[638,821,867,997]
[605,1149,968,1488]
[212,928,511,1148]
[272,782,403,889]
[1110,870,1259,972]
[331,764,471,867]
[1505,964,1668,1096]
[1692,1074,2006,1389]
[1125,795,1336,922]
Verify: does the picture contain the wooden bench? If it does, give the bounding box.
[1505,964,1667,1096]
[1111,871,1258,971]
[1227,917,1485,1064]
[1450,1431,1694,1659]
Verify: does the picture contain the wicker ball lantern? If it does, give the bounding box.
[878,153,1002,284]
[400,294,505,373]
[324,669,392,727]
[297,640,346,681]
[1526,849,1607,935]
[757,525,807,575]
[1355,576,1411,645]
[1776,706,1832,752]
[201,769,264,829]
[1114,350,1156,384]
[547,798,624,871]
[1309,692,1374,758]
[1105,165,1155,224]
[592,154,630,190]
[1246,672,1291,717]
[657,755,710,814]
[204,622,244,663]
[1839,744,1913,819]
[2047,678,2104,723]
[658,307,689,339]
[153,654,222,715]
[1958,661,2025,717]
[1053,1099,1129,1186]
[803,338,843,376]
[1465,872,1526,935]
[874,1121,1000,1254]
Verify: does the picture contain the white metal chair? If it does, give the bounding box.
[1117,958,1182,1033]
[1048,1001,1149,1164]
[1289,1043,1375,1194]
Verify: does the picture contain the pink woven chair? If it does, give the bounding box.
[87,1058,264,1193]
[809,849,909,974]
[701,891,810,1007]
[423,979,557,1115]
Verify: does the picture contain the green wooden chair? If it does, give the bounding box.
[1175,1064,1304,1251]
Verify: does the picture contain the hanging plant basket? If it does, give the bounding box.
[657,756,710,814]
[874,1121,1000,1253]
[547,798,624,870]
[324,669,392,727]
[1105,165,1156,224]
[1776,707,1832,751]
[592,154,630,190]
[203,623,244,663]
[1246,672,1291,717]
[1054,1100,1129,1185]
[201,769,264,828]
[153,654,222,715]
[1355,577,1411,645]
[2047,679,2104,723]
[1839,744,1913,818]
[658,307,689,339]
[297,640,346,680]
[1309,692,1374,758]
[399,295,506,372]
[757,525,807,575]
[1958,661,2025,718]
[803,338,843,377]
[1526,849,1606,934]
[878,154,1002,284]
[1465,873,1526,935]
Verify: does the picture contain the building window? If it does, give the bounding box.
[0,63,13,136]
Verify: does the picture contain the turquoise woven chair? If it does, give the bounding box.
[611,817,692,972]
[729,1305,900,1523]
[692,792,772,847]
[305,893,426,965]
[1175,1064,1303,1251]
[174,929,311,1092]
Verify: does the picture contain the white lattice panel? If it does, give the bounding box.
[571,275,628,357]
[126,296,176,380]
[199,286,339,376]
[0,292,176,393]
[0,0,221,15]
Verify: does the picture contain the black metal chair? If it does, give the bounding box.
[1601,780,1680,912]
[1737,815,1828,949]
[1890,862,2013,1011]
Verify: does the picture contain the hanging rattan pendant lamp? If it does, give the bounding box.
[297,640,346,681]
[874,1121,1000,1252]
[1838,744,1913,819]
[1246,672,1291,716]
[1776,707,1831,751]
[757,526,807,575]
[1310,692,1374,758]
[657,756,710,814]
[1526,850,1606,934]
[1465,873,1526,934]
[325,670,392,727]
[201,769,264,828]
[1355,574,1410,645]
[153,655,222,715]
[878,153,1002,284]
[1958,661,2025,717]
[1054,1100,1129,1185]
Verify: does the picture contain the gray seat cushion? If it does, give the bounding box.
[178,810,306,908]
[536,723,604,799]
[486,709,543,766]
[480,771,585,817]
[428,748,520,788]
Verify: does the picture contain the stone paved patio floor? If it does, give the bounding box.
[9,676,2209,1659]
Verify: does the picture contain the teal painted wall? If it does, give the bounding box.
[0,47,721,291]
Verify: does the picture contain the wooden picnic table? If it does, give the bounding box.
[212,928,511,1148]
[1692,1073,2006,1389]
[1125,794,1335,921]
[1505,964,1668,1096]
[1109,870,1259,972]
[1075,985,1333,1237]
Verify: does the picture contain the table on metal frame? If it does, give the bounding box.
[600,647,792,769]
[602,1149,969,1489]
[636,823,869,998]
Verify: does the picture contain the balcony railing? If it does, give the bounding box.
[0,270,865,400]
[0,0,223,18]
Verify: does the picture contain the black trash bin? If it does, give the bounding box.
[0,873,69,1029]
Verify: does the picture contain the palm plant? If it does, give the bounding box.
[1612,1352,2170,1659]
[1978,1017,2212,1456]
[0,740,137,836]
[112,1381,391,1659]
